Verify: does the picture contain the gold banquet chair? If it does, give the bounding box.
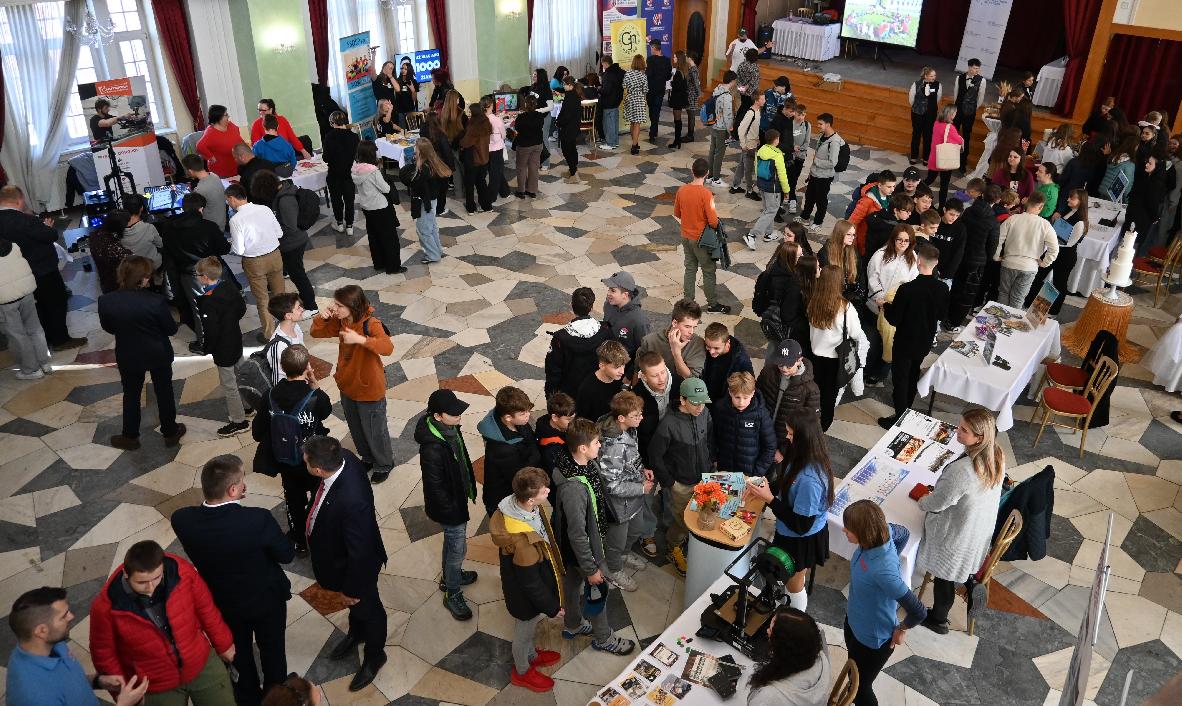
[828,659,859,706]
[1032,355,1119,457]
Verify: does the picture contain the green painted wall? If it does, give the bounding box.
[230,0,319,148]
[475,0,529,97]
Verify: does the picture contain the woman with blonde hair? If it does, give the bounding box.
[622,55,649,155]
[807,266,869,430]
[907,66,941,165]
[404,138,453,264]
[915,407,1005,634]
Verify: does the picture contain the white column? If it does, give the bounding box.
[185,0,249,128]
[445,0,480,100]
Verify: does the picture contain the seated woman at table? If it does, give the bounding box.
[372,99,404,139]
[842,500,926,706]
[914,407,1004,635]
[1027,188,1088,314]
[746,607,831,706]
[744,414,834,614]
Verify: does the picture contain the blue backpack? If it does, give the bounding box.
[700,94,718,126]
[756,155,774,182]
[269,387,315,466]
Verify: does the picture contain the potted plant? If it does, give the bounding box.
[693,481,728,531]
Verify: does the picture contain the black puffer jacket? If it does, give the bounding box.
[599,63,625,109]
[544,317,611,398]
[160,211,230,274]
[756,359,821,436]
[478,410,541,517]
[959,197,1000,273]
[712,392,777,477]
[195,280,245,367]
[757,261,808,344]
[416,413,476,526]
[649,406,714,488]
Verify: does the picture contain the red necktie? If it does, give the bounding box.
[306,481,326,537]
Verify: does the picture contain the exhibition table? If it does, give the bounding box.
[683,496,764,609]
[221,157,328,193]
[375,134,417,166]
[826,410,965,582]
[1032,56,1068,108]
[1066,199,1127,296]
[916,302,1062,431]
[771,18,842,61]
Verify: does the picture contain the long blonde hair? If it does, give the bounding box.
[415,138,453,178]
[962,407,1004,488]
[825,219,859,284]
[440,90,465,141]
[807,266,846,329]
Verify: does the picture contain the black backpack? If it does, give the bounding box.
[269,387,315,466]
[234,334,290,411]
[752,270,771,315]
[279,186,322,230]
[834,140,851,173]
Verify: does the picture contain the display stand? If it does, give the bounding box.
[1060,289,1144,364]
[683,497,765,609]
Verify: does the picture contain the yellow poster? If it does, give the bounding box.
[611,19,647,131]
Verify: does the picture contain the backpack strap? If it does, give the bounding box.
[291,389,316,416]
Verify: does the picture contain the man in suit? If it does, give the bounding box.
[170,454,295,706]
[0,185,87,350]
[303,435,388,691]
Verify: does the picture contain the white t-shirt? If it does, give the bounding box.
[268,323,305,384]
[728,38,757,72]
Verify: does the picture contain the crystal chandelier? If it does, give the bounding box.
[65,9,116,49]
[379,0,413,8]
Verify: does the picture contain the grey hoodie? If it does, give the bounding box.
[712,84,736,133]
[809,131,847,179]
[596,415,646,522]
[603,287,649,360]
[122,219,163,269]
[497,495,548,541]
[747,645,832,706]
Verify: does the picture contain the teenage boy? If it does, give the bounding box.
[674,158,729,312]
[252,114,298,174]
[648,378,714,576]
[264,292,304,384]
[1033,163,1060,218]
[850,170,898,255]
[251,344,330,555]
[731,92,764,201]
[994,192,1058,309]
[576,340,630,422]
[953,180,1000,325]
[544,287,611,398]
[552,418,637,656]
[536,392,575,475]
[700,322,754,408]
[633,351,679,558]
[601,271,649,368]
[898,165,923,197]
[761,76,792,134]
[880,243,948,428]
[645,39,672,143]
[416,389,479,620]
[183,154,228,231]
[865,192,915,258]
[800,113,847,232]
[749,128,789,248]
[707,73,737,185]
[915,209,941,240]
[478,386,541,518]
[777,103,811,219]
[756,339,821,437]
[932,199,967,290]
[194,257,250,437]
[953,59,987,174]
[637,298,707,379]
[597,391,651,592]
[713,372,776,477]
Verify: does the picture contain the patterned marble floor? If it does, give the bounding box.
[0,120,1180,706]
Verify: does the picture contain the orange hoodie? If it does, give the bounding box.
[850,182,887,256]
[310,306,393,401]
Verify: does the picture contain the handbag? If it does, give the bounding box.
[760,304,791,343]
[834,307,862,389]
[934,123,961,170]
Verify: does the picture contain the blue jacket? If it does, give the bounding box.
[847,542,927,648]
[712,391,777,477]
[252,135,298,170]
[701,336,754,409]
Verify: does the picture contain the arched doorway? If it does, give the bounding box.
[674,0,711,60]
[687,12,706,59]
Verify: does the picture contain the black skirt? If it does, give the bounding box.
[773,526,829,571]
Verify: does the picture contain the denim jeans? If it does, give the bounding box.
[417,199,442,262]
[602,108,620,147]
[0,294,49,373]
[441,523,468,593]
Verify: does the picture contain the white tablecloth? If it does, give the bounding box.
[771,18,841,61]
[223,157,329,193]
[969,116,1001,180]
[1066,199,1127,296]
[827,410,965,583]
[916,302,1062,431]
[375,136,417,167]
[1032,56,1068,108]
[1145,314,1182,392]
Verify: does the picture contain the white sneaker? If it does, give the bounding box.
[788,200,799,214]
[331,221,344,233]
[609,571,638,592]
[345,226,354,236]
[603,144,617,151]
[763,232,780,242]
[14,370,44,381]
[301,309,318,321]
[623,553,647,571]
[743,234,757,251]
[40,364,54,375]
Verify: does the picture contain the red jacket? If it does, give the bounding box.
[89,554,233,693]
[850,182,884,255]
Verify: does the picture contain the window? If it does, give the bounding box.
[396,4,415,54]
[0,1,68,148]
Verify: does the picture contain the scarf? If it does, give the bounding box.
[556,450,608,540]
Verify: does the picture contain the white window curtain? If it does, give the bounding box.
[0,0,85,210]
[528,0,598,78]
[326,0,397,110]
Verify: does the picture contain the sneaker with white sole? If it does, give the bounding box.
[608,571,638,591]
[622,553,647,571]
[639,538,658,557]
[40,364,54,375]
[345,226,354,236]
[301,309,318,321]
[331,221,345,233]
[763,232,780,242]
[591,636,636,656]
[562,620,593,639]
[14,370,44,381]
[788,200,799,214]
[743,234,756,250]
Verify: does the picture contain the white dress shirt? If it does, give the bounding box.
[201,498,242,508]
[229,202,282,257]
[306,461,345,534]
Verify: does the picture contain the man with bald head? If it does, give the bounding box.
[232,143,278,200]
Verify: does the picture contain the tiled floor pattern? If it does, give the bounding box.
[0,119,1180,705]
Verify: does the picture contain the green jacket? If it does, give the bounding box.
[755,143,789,194]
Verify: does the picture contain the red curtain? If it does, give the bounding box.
[998,0,1065,72]
[914,0,971,58]
[308,0,329,85]
[1094,35,1182,125]
[1053,0,1103,116]
[426,0,449,71]
[151,0,203,130]
[528,0,534,42]
[741,0,758,38]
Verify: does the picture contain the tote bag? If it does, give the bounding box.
[935,123,961,171]
[834,307,862,389]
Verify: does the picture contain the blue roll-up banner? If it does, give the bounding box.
[340,31,376,123]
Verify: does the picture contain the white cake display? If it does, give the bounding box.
[1106,229,1136,287]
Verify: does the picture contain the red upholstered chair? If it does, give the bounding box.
[1033,356,1119,457]
[1131,236,1182,307]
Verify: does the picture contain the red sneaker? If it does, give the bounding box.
[510,666,555,693]
[530,649,561,668]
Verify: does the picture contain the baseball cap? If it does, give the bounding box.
[738,28,748,35]
[601,271,638,292]
[428,389,469,416]
[766,339,803,368]
[680,377,711,405]
[902,166,921,181]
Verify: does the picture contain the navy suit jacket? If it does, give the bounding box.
[170,502,294,618]
[307,450,388,598]
[98,288,178,372]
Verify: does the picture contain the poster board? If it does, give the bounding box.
[602,0,670,58]
[340,32,377,124]
[79,76,164,191]
[394,49,441,85]
[955,0,1015,80]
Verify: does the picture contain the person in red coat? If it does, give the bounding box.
[89,541,237,704]
[196,105,246,178]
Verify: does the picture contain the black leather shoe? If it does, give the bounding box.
[349,652,387,691]
[877,415,898,430]
[921,614,949,635]
[329,634,361,661]
[370,470,391,484]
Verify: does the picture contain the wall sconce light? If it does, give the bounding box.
[268,26,298,54]
[498,0,523,18]
[274,41,296,54]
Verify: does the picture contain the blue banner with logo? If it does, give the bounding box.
[340,31,376,123]
[395,49,442,84]
[640,0,673,57]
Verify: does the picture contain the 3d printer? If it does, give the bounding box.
[698,536,796,661]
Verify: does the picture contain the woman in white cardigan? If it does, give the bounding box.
[808,266,870,431]
[866,224,919,385]
[915,407,1005,634]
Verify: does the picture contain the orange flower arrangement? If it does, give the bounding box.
[693,481,728,512]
